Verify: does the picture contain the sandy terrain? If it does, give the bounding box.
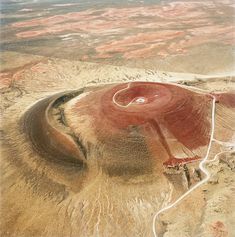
[2,0,234,75]
[0,51,234,237]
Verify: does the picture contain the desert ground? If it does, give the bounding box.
[1,0,235,236]
[1,50,235,237]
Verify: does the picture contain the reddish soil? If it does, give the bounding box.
[10,1,235,60]
[70,82,214,167]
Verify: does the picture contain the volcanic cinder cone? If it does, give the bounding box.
[62,82,214,175]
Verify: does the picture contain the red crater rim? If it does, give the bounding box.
[65,82,214,169]
[112,83,172,110]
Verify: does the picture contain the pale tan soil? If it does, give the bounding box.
[89,44,235,76]
[0,51,234,237]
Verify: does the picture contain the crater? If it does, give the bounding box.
[22,82,223,176]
